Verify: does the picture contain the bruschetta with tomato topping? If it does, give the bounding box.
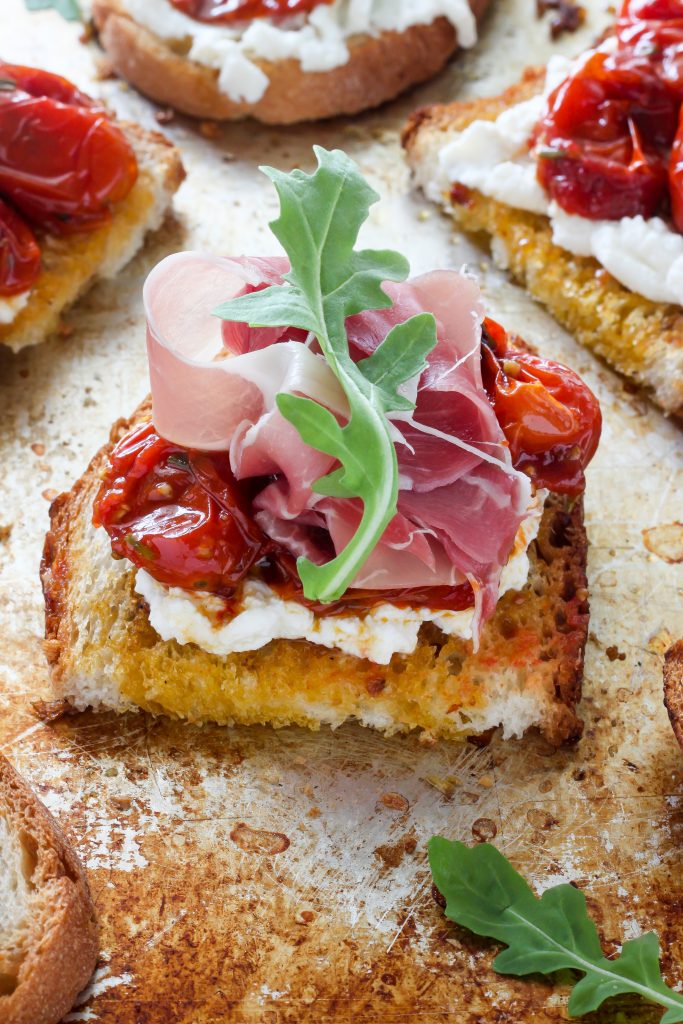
[41,149,601,746]
[0,62,184,352]
[91,0,491,124]
[403,0,683,416]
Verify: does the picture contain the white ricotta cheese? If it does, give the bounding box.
[134,491,547,665]
[431,54,683,306]
[119,0,478,103]
[0,290,30,326]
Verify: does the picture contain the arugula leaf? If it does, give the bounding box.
[429,838,683,1021]
[214,147,438,603]
[25,0,82,19]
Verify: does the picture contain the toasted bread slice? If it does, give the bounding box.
[0,123,185,353]
[41,400,590,747]
[664,639,683,751]
[91,0,490,125]
[0,754,98,1024]
[402,70,683,417]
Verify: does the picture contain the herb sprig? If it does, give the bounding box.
[214,147,438,603]
[25,0,82,20]
[429,838,683,1021]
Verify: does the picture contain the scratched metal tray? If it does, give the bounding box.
[1,1,683,1021]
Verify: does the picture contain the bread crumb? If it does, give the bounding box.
[199,121,220,140]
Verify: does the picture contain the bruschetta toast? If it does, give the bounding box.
[91,0,490,124]
[403,2,683,416]
[41,148,601,747]
[0,755,98,1024]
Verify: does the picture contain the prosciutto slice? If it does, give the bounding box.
[144,252,532,635]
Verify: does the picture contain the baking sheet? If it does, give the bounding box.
[1,1,683,1020]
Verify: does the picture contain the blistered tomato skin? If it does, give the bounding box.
[0,197,41,296]
[481,319,602,495]
[535,1,683,222]
[669,107,683,229]
[94,423,268,593]
[0,63,97,109]
[0,63,138,294]
[0,87,138,235]
[169,0,334,23]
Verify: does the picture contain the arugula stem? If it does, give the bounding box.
[506,908,683,1011]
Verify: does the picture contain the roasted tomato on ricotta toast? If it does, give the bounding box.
[43,149,600,747]
[403,0,683,416]
[0,61,184,352]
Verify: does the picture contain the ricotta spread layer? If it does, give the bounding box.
[0,291,30,326]
[429,55,683,306]
[135,491,547,665]
[117,0,478,104]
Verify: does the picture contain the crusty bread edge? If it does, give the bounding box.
[0,121,185,353]
[91,0,490,124]
[0,755,98,1024]
[41,396,590,748]
[402,69,683,417]
[664,639,683,751]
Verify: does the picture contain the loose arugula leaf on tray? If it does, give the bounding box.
[214,147,438,603]
[25,0,82,20]
[429,838,683,1022]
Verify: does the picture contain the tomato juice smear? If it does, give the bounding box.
[94,318,601,616]
[169,0,335,24]
[0,64,137,296]
[534,0,683,228]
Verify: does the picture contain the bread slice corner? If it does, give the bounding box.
[402,71,683,418]
[0,754,98,1024]
[664,639,683,751]
[41,402,591,749]
[0,121,185,353]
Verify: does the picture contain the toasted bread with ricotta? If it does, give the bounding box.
[0,754,98,1024]
[402,70,683,417]
[41,400,590,748]
[0,122,185,353]
[91,0,490,125]
[664,639,683,751]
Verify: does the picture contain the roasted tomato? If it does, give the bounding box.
[169,0,334,22]
[0,197,41,296]
[536,50,675,219]
[669,105,683,228]
[94,422,269,592]
[0,63,97,109]
[0,64,137,236]
[481,319,602,495]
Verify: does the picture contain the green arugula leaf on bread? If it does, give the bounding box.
[214,147,438,603]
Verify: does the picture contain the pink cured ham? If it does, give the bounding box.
[144,252,532,635]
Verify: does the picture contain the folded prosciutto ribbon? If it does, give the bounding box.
[144,252,533,632]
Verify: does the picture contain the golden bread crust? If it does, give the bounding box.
[91,0,490,124]
[41,398,590,747]
[402,68,683,416]
[0,122,185,353]
[664,639,683,751]
[0,755,98,1024]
